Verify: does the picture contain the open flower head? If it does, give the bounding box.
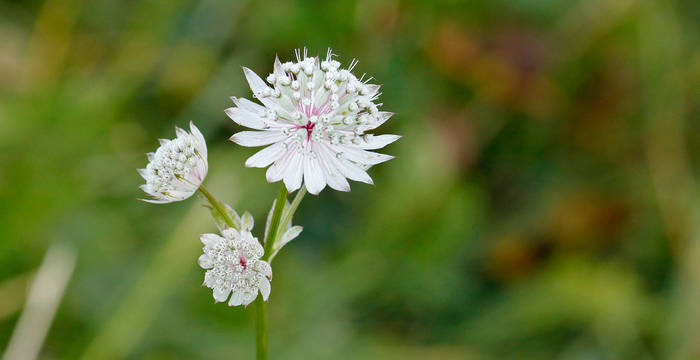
[198,221,272,307]
[138,122,208,203]
[227,48,400,195]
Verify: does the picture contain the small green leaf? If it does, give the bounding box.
[241,211,254,231]
[263,198,291,245]
[270,225,303,261]
[207,202,240,232]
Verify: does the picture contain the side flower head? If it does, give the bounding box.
[227,48,400,195]
[198,223,272,307]
[138,121,208,203]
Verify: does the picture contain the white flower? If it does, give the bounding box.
[227,48,400,195]
[138,122,208,203]
[198,220,272,307]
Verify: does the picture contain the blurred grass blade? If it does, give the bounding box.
[637,1,699,359]
[21,0,83,91]
[2,243,77,360]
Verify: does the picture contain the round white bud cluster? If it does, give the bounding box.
[198,227,272,307]
[256,50,385,149]
[138,122,208,203]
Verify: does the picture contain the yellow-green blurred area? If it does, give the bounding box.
[1,0,699,358]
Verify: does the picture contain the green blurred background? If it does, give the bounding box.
[1,0,699,359]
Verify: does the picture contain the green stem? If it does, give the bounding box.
[198,184,305,360]
[255,185,288,360]
[198,185,237,229]
[262,185,288,261]
[255,297,267,360]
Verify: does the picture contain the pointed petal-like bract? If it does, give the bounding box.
[245,142,286,168]
[230,131,286,147]
[303,155,326,195]
[225,107,267,130]
[359,134,401,150]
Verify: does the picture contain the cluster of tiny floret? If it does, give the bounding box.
[255,49,385,152]
[142,136,201,195]
[200,228,272,306]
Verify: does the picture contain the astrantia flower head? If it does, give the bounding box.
[198,218,272,307]
[227,48,400,195]
[138,122,208,203]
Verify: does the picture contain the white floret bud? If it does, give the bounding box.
[280,76,291,86]
[303,64,313,75]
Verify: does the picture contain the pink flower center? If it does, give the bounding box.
[294,121,316,141]
[239,256,247,270]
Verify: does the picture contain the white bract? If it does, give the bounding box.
[227,48,400,195]
[138,122,208,203]
[198,218,272,307]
